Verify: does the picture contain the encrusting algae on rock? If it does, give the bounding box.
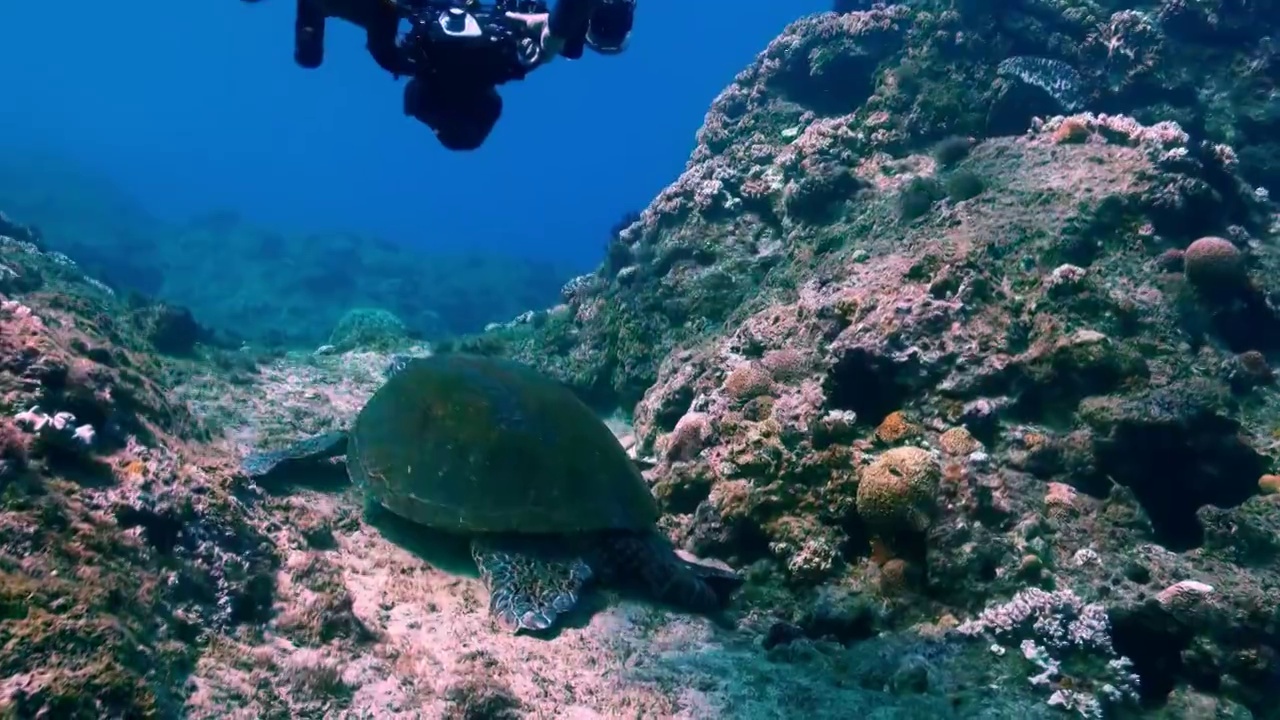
[3,2,1280,717]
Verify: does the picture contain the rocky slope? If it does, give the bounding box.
[2,4,1279,719]
[0,240,1068,717]
[0,219,274,717]
[455,6,1280,718]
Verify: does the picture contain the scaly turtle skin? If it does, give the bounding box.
[242,353,740,633]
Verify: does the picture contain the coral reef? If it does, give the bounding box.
[0,223,273,716]
[453,7,1280,715]
[5,2,1280,717]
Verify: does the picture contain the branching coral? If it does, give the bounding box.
[957,588,1141,718]
[1085,10,1165,90]
[13,405,96,452]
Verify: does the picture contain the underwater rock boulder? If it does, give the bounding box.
[130,301,203,356]
[327,307,409,352]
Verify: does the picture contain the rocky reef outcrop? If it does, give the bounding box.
[0,227,275,717]
[455,5,1280,717]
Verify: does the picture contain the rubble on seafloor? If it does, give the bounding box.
[2,4,1280,719]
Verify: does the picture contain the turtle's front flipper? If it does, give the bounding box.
[600,531,742,615]
[240,430,349,478]
[471,540,593,634]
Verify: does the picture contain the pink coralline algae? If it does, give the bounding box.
[490,57,1280,711]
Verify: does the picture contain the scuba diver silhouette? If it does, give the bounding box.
[242,0,636,150]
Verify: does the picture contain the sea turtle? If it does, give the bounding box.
[241,353,741,633]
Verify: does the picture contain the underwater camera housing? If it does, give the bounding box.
[395,0,552,151]
[293,0,327,69]
[396,0,550,86]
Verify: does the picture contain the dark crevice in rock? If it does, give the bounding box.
[1109,602,1193,705]
[577,373,624,417]
[1089,382,1266,550]
[823,347,911,427]
[783,164,866,225]
[1185,137,1270,236]
[1203,288,1280,354]
[1145,177,1231,242]
[985,81,1065,137]
[230,573,277,625]
[686,500,771,566]
[115,504,184,554]
[42,449,116,487]
[1007,361,1135,428]
[998,338,1146,429]
[833,512,872,561]
[769,54,876,117]
[650,385,694,434]
[657,467,713,515]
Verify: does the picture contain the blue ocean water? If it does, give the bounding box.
[0,1,827,267]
